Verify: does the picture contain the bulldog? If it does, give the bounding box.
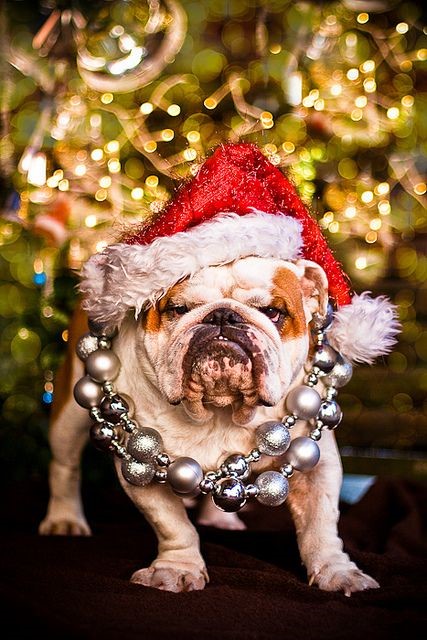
[41,255,379,594]
[39,143,398,595]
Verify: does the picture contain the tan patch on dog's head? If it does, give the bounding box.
[143,283,186,332]
[271,267,306,340]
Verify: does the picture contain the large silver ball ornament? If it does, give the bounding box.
[220,453,250,479]
[255,421,291,456]
[283,436,320,472]
[255,471,289,506]
[286,385,322,420]
[121,459,156,486]
[212,478,247,512]
[100,394,130,423]
[127,427,163,462]
[76,333,99,361]
[167,457,204,495]
[85,349,121,382]
[73,375,104,408]
[312,345,338,373]
[324,356,353,388]
[90,422,116,452]
[317,400,342,429]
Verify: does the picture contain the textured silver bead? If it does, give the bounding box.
[127,428,163,462]
[255,421,291,456]
[100,394,130,423]
[73,375,104,409]
[312,345,338,373]
[220,454,250,479]
[286,385,322,420]
[89,422,116,452]
[76,333,99,361]
[283,436,320,472]
[255,471,289,506]
[167,457,204,495]
[212,478,247,512]
[324,356,353,388]
[317,400,342,429]
[85,349,121,382]
[121,459,156,486]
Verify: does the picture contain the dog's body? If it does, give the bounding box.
[40,256,379,594]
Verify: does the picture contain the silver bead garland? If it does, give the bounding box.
[73,303,352,512]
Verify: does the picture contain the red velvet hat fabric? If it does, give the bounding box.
[125,143,352,307]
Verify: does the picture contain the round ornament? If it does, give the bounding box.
[167,457,203,495]
[90,422,116,452]
[255,471,289,506]
[76,333,99,361]
[220,453,250,479]
[100,394,130,423]
[286,385,322,420]
[127,427,163,462]
[121,459,156,487]
[73,375,104,408]
[212,478,247,512]
[311,303,334,330]
[85,349,121,382]
[324,357,353,388]
[283,437,320,471]
[312,345,338,373]
[317,400,342,429]
[255,421,291,456]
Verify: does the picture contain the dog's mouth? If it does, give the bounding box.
[179,325,269,425]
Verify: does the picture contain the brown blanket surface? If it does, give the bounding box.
[1,477,426,639]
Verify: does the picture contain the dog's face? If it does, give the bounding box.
[133,256,328,425]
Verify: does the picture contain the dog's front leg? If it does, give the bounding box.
[286,429,379,596]
[116,464,208,592]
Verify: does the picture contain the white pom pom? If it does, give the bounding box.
[327,292,400,365]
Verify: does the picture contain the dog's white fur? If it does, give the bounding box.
[40,256,379,595]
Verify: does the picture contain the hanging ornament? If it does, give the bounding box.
[77,0,187,93]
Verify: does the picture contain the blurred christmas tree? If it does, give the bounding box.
[0,0,426,483]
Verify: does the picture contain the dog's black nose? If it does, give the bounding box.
[202,307,245,326]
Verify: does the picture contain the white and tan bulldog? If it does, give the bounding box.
[40,256,379,594]
[39,143,398,595]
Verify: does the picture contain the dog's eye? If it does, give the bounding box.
[166,305,189,317]
[259,307,284,323]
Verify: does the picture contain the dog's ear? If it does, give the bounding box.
[295,259,329,320]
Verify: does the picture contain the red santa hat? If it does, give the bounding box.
[80,142,399,364]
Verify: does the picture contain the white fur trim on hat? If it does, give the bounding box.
[80,211,303,328]
[328,292,400,364]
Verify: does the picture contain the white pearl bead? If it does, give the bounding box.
[283,436,320,472]
[73,375,104,408]
[85,350,121,382]
[286,385,321,420]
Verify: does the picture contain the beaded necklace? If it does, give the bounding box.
[73,307,352,513]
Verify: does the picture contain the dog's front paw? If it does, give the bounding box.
[39,516,91,536]
[309,559,379,596]
[131,562,209,592]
